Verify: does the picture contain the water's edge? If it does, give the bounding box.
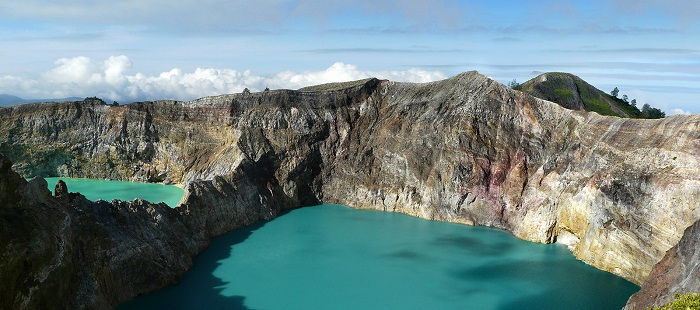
[41,177,185,208]
[24,176,641,309]
[119,204,639,310]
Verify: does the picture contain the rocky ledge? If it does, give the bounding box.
[1,72,699,308]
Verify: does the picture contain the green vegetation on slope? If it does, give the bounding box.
[516,72,664,119]
[608,95,645,118]
[654,293,700,310]
[554,88,574,100]
[572,78,618,116]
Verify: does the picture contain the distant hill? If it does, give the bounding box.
[0,94,83,106]
[515,72,662,118]
[0,94,26,106]
[298,78,375,92]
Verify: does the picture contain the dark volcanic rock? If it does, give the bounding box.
[53,179,68,198]
[1,152,187,309]
[0,152,277,309]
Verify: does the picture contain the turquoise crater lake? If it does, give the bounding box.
[119,204,638,310]
[42,177,184,207]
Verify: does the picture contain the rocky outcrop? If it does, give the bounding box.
[624,219,700,309]
[0,152,280,309]
[1,72,699,307]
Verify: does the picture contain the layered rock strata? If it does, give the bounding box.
[1,72,699,307]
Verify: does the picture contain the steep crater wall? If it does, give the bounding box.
[1,72,699,308]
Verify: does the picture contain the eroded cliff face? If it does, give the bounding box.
[1,72,699,307]
[624,219,700,309]
[318,74,700,286]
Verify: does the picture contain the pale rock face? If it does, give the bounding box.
[1,72,699,307]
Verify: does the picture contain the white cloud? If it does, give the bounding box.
[265,63,446,90]
[0,55,446,102]
[670,108,692,115]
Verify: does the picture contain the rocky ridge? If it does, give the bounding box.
[1,72,699,308]
[624,219,700,309]
[0,150,286,309]
[0,152,193,308]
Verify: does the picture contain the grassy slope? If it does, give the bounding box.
[654,293,700,310]
[518,72,645,118]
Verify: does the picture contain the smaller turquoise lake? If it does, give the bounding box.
[42,177,184,207]
[119,204,639,310]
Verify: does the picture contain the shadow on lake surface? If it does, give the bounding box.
[118,205,638,309]
[117,219,277,310]
[452,253,638,310]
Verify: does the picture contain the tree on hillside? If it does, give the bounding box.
[642,103,665,119]
[508,79,520,89]
[622,94,629,103]
[631,99,637,107]
[611,87,619,98]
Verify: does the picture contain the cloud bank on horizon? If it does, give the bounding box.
[0,55,445,102]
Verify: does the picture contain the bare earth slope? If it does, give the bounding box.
[1,72,699,308]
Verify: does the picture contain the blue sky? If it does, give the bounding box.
[1,0,699,114]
